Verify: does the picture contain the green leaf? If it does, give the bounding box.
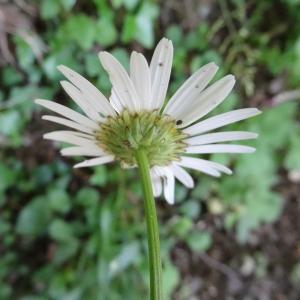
[61,0,77,10]
[111,0,123,8]
[135,3,159,48]
[0,283,11,299]
[2,67,23,86]
[76,187,99,206]
[84,54,102,77]
[236,192,283,243]
[95,17,118,47]
[166,25,183,46]
[109,242,140,278]
[284,133,300,170]
[168,217,193,238]
[0,163,17,194]
[162,259,180,300]
[48,189,71,214]
[53,239,79,265]
[49,219,74,242]
[90,166,108,187]
[258,103,297,149]
[121,15,136,43]
[186,231,212,253]
[16,197,50,237]
[0,110,22,136]
[100,204,113,244]
[33,165,54,185]
[14,37,35,70]
[174,185,189,203]
[62,15,96,49]
[123,0,139,10]
[41,0,60,19]
[179,200,201,219]
[246,192,283,223]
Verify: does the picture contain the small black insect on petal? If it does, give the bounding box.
[176,120,183,125]
[159,62,163,67]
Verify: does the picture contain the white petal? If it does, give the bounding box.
[60,81,103,122]
[170,164,194,188]
[42,115,93,134]
[74,155,114,168]
[164,173,175,204]
[184,131,258,146]
[150,168,163,197]
[157,167,175,204]
[110,89,124,113]
[152,178,163,198]
[176,75,236,127]
[183,108,262,136]
[175,156,221,177]
[130,51,152,110]
[151,166,175,203]
[177,156,232,175]
[200,159,232,175]
[44,130,96,147]
[176,157,232,175]
[164,62,218,116]
[57,65,115,117]
[61,146,104,157]
[99,52,139,111]
[35,99,98,130]
[186,144,256,154]
[150,38,173,110]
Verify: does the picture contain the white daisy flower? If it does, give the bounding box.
[35,38,261,204]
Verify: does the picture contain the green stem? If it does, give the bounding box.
[135,149,163,300]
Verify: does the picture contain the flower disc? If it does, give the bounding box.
[96,110,187,167]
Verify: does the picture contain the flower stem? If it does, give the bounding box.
[135,149,163,300]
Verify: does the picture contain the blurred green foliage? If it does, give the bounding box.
[0,0,300,299]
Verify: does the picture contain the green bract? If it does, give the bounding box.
[96,110,187,167]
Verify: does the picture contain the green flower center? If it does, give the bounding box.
[95,110,187,167]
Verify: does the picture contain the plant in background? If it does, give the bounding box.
[35,38,260,299]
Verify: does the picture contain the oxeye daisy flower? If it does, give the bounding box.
[35,37,261,298]
[35,38,260,204]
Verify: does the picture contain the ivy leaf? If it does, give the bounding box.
[90,166,108,187]
[95,17,118,47]
[52,239,79,265]
[135,3,159,48]
[0,110,22,136]
[76,187,99,206]
[123,0,139,10]
[41,0,60,19]
[49,219,74,242]
[284,132,300,170]
[0,163,17,196]
[61,0,77,10]
[236,192,283,243]
[168,216,193,238]
[16,197,51,237]
[121,15,136,43]
[61,15,96,50]
[162,259,180,300]
[186,231,212,253]
[48,189,71,214]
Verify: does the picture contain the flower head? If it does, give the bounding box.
[35,38,261,204]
